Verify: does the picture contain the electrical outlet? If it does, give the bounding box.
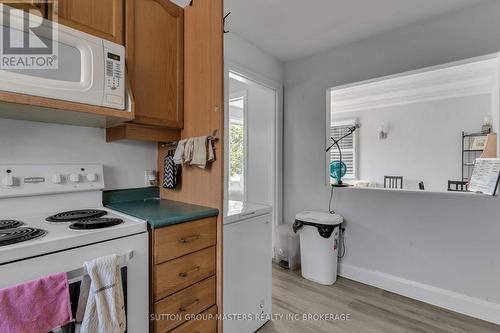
[145,170,157,186]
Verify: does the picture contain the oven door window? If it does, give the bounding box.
[50,267,128,333]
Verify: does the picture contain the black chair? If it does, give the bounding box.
[384,176,403,189]
[448,180,468,192]
[418,181,425,190]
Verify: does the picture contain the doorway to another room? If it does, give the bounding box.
[225,65,283,247]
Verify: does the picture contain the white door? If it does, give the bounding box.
[223,214,272,333]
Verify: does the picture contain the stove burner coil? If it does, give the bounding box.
[0,220,24,229]
[46,209,107,222]
[69,218,124,230]
[0,227,47,247]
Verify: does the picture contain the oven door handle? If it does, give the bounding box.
[66,250,134,281]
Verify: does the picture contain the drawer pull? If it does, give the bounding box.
[179,266,201,278]
[179,298,200,312]
[179,234,200,243]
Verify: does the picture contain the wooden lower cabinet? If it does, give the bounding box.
[150,217,218,332]
[154,217,217,264]
[154,276,216,332]
[154,246,216,300]
[170,306,218,333]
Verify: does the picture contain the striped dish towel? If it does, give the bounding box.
[163,153,177,189]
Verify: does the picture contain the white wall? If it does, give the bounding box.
[0,119,157,190]
[224,33,284,84]
[284,0,500,323]
[335,187,500,322]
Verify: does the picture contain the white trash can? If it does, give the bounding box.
[293,211,343,285]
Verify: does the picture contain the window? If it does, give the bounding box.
[228,96,246,201]
[328,120,357,181]
[229,121,244,179]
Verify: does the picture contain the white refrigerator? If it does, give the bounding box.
[223,200,273,333]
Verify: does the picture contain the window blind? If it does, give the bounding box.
[329,125,355,178]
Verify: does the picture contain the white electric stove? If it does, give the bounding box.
[0,164,149,333]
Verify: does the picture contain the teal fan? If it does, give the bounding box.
[330,161,347,183]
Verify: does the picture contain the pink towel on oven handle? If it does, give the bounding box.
[0,272,73,333]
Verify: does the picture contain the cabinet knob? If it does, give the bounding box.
[51,174,63,184]
[69,173,80,183]
[86,173,97,182]
[1,175,15,187]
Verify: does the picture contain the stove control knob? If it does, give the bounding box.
[69,173,81,183]
[1,175,14,187]
[86,173,97,182]
[51,174,63,184]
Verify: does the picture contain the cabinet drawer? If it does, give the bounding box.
[154,217,216,264]
[154,276,216,333]
[169,305,218,333]
[154,246,216,301]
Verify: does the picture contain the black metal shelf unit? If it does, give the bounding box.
[461,131,488,181]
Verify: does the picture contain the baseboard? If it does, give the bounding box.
[339,263,500,325]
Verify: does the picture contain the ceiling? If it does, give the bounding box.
[224,0,486,62]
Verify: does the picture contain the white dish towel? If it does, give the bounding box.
[183,138,195,165]
[172,136,215,167]
[190,136,215,169]
[173,139,188,165]
[77,254,126,333]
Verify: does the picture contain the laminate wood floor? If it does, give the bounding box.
[257,265,500,333]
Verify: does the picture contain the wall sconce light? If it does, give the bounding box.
[378,125,388,140]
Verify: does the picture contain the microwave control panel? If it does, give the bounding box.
[103,43,125,109]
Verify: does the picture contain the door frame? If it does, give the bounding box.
[224,59,284,247]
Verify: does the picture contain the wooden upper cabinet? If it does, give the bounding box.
[55,0,124,44]
[5,1,48,18]
[10,1,125,44]
[126,0,184,129]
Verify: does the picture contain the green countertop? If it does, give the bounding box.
[104,187,219,229]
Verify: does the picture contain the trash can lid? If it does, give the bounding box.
[295,211,343,225]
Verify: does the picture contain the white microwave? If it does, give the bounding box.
[0,5,126,110]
